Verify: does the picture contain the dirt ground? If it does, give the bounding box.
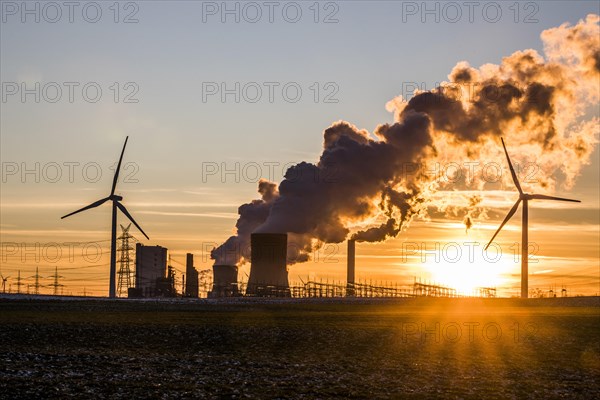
[0,296,598,399]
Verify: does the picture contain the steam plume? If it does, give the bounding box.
[212,15,599,266]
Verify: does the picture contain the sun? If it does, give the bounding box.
[423,243,512,295]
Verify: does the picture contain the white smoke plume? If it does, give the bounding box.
[212,15,600,267]
[210,179,278,265]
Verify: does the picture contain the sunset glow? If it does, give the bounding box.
[2,2,600,398]
[1,4,598,299]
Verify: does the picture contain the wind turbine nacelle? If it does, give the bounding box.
[112,195,123,201]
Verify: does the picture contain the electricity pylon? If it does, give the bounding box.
[48,266,64,296]
[117,223,134,297]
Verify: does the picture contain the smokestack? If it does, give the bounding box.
[209,264,239,298]
[347,240,355,296]
[246,233,290,297]
[185,253,199,298]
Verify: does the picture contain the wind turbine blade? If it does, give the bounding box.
[530,194,581,203]
[61,197,110,219]
[111,136,129,196]
[501,138,523,194]
[485,199,521,250]
[116,202,149,240]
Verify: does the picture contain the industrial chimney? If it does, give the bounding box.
[347,239,355,296]
[246,233,290,297]
[185,253,199,298]
[208,264,239,298]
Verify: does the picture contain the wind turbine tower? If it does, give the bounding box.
[486,138,581,298]
[0,274,9,293]
[61,137,149,298]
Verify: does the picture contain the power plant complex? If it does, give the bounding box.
[54,128,499,300]
[49,136,517,300]
[126,243,199,299]
[129,233,292,299]
[123,232,329,299]
[118,232,496,299]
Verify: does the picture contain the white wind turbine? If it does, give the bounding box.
[485,138,581,298]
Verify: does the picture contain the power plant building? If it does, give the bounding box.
[208,264,239,297]
[185,253,199,298]
[347,239,356,296]
[246,233,290,297]
[134,243,168,297]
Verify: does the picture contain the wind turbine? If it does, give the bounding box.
[0,275,9,293]
[61,136,149,298]
[485,138,580,298]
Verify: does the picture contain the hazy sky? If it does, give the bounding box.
[1,1,599,296]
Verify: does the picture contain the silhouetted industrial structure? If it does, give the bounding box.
[155,264,177,297]
[246,233,290,297]
[412,278,458,297]
[133,243,168,297]
[476,287,497,298]
[29,267,41,295]
[117,223,134,297]
[291,279,412,298]
[347,239,356,296]
[48,266,64,296]
[209,264,239,297]
[199,269,212,297]
[285,278,495,298]
[185,253,199,298]
[15,270,23,294]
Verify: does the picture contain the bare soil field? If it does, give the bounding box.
[0,296,599,399]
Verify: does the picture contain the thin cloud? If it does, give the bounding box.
[1,202,239,209]
[136,211,237,219]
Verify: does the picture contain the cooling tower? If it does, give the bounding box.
[246,233,290,297]
[208,264,239,298]
[347,240,356,296]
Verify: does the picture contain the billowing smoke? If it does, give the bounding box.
[212,15,599,266]
[210,179,278,265]
[387,14,599,193]
[254,113,435,245]
[462,195,487,233]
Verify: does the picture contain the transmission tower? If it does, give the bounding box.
[48,266,64,296]
[15,270,23,294]
[117,223,134,297]
[30,267,42,295]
